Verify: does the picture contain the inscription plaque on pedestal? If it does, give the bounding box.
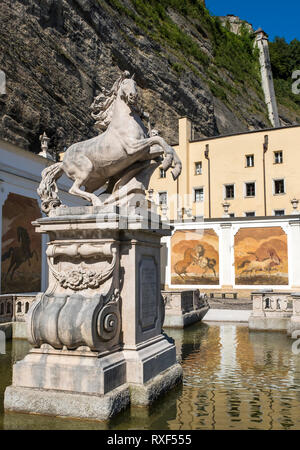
[139,257,158,330]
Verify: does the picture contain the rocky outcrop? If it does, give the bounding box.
[0,0,292,154]
[219,15,253,35]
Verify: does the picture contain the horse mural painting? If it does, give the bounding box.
[238,249,281,276]
[171,230,220,285]
[234,227,288,285]
[1,226,38,281]
[38,71,182,214]
[174,244,217,281]
[174,245,205,280]
[1,193,42,294]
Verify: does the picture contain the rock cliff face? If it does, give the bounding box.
[0,0,294,154]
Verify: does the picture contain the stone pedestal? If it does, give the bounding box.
[162,290,209,328]
[4,206,182,420]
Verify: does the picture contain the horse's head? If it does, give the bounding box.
[119,75,138,107]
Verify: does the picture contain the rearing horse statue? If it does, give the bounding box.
[38,71,182,214]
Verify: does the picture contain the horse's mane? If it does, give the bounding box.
[91,70,131,132]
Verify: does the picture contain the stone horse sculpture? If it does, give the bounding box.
[38,70,182,214]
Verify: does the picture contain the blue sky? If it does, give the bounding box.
[205,0,299,42]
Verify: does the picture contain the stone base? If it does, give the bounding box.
[129,363,183,406]
[8,348,127,395]
[123,334,178,384]
[5,338,183,420]
[4,384,130,421]
[4,347,129,421]
[287,317,300,336]
[163,306,209,328]
[249,315,290,331]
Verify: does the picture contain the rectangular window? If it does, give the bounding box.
[194,188,204,203]
[158,191,167,205]
[274,151,283,164]
[195,161,202,175]
[245,182,255,197]
[225,184,234,199]
[159,168,166,178]
[246,154,254,167]
[229,213,235,218]
[274,179,285,194]
[274,209,285,216]
[245,211,255,217]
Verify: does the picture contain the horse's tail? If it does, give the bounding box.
[161,144,182,180]
[37,162,63,214]
[1,247,13,262]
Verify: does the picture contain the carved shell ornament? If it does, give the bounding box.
[46,243,117,290]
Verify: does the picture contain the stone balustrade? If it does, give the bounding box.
[0,294,35,324]
[249,290,293,331]
[0,295,13,324]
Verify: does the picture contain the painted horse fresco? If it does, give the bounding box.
[1,226,38,281]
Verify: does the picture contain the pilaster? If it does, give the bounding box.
[288,220,300,288]
[219,222,234,288]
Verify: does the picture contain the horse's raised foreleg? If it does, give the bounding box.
[127,137,182,180]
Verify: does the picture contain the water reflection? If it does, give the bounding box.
[1,324,300,430]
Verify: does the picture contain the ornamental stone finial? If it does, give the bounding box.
[39,132,55,161]
[222,201,231,217]
[291,198,299,214]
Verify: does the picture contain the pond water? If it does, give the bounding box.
[1,322,300,430]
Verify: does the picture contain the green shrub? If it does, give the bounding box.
[103,0,264,104]
[268,37,300,114]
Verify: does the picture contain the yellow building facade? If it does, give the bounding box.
[150,118,300,220]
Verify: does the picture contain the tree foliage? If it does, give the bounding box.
[269,37,300,110]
